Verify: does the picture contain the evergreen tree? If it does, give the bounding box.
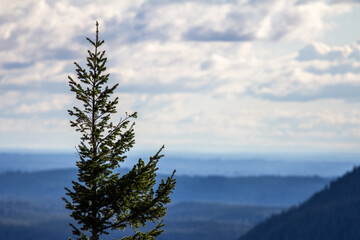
[63,22,176,240]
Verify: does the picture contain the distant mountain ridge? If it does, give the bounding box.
[0,168,330,206]
[1,152,359,176]
[239,166,360,240]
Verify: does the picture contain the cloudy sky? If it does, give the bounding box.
[1,0,360,153]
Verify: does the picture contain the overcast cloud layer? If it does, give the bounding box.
[1,0,360,153]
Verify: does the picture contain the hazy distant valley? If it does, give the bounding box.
[0,153,358,240]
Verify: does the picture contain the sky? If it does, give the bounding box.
[1,0,360,154]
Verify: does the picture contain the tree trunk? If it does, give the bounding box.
[90,232,99,240]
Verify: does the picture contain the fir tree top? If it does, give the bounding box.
[63,21,176,240]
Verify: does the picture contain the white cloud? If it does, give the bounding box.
[0,117,70,133]
[160,0,351,42]
[14,94,71,114]
[1,0,360,151]
[1,61,69,86]
[0,91,21,110]
[0,91,71,115]
[297,42,354,61]
[131,94,360,152]
[0,0,355,91]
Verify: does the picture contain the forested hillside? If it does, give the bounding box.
[240,166,360,240]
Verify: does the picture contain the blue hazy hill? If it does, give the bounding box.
[0,152,358,239]
[0,167,329,240]
[0,168,330,206]
[0,152,359,176]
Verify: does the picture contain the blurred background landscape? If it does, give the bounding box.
[0,152,359,239]
[2,0,360,239]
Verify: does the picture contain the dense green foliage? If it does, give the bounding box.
[63,22,176,240]
[240,166,360,240]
